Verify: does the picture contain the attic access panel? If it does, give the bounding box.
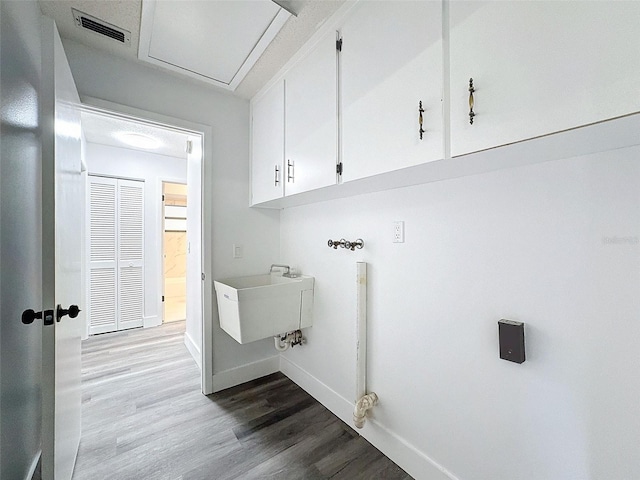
[139,0,290,91]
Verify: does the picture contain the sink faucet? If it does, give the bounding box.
[270,264,292,277]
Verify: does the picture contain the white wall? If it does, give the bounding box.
[280,145,640,480]
[0,1,43,478]
[85,142,186,330]
[63,40,281,377]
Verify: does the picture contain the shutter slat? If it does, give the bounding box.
[89,268,116,331]
[119,267,143,326]
[90,181,116,262]
[119,183,144,261]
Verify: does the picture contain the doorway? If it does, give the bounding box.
[162,181,188,324]
[79,101,212,394]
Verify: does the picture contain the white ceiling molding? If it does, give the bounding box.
[138,0,291,91]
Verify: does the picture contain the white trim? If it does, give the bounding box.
[84,173,91,340]
[80,96,214,396]
[230,9,291,91]
[279,356,459,480]
[211,356,280,393]
[25,450,41,480]
[279,355,353,418]
[184,331,201,369]
[442,0,451,161]
[138,0,290,91]
[143,315,160,329]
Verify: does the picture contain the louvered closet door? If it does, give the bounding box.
[117,179,144,330]
[88,177,118,334]
[88,176,144,334]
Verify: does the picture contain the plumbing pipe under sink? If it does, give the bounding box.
[274,329,304,351]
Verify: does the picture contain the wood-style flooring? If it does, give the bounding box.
[73,321,412,480]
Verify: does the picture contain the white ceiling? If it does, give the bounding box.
[81,110,190,159]
[38,0,346,99]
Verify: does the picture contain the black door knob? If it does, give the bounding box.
[22,309,43,325]
[56,304,81,322]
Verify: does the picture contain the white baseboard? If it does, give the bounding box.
[143,315,160,328]
[26,450,40,480]
[184,332,201,369]
[212,355,280,393]
[279,355,354,419]
[279,356,459,480]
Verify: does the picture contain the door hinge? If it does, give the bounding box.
[336,162,343,175]
[186,140,193,154]
[336,38,342,52]
[201,273,206,281]
[162,194,165,201]
[162,295,165,302]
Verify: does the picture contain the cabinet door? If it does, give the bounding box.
[285,30,338,195]
[251,79,285,205]
[341,1,443,182]
[450,1,640,157]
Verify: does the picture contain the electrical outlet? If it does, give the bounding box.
[393,221,404,243]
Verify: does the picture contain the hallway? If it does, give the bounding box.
[74,322,410,479]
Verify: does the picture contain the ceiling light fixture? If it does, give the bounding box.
[114,132,162,150]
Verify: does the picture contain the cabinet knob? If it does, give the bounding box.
[468,78,475,125]
[418,101,425,140]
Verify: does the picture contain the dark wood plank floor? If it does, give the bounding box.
[73,321,412,480]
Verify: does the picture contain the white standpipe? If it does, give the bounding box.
[354,262,378,429]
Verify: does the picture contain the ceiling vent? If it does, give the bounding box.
[72,9,131,46]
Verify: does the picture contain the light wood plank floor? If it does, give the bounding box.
[73,322,412,480]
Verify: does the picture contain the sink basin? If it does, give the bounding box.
[214,274,314,344]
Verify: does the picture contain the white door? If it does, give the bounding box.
[340,0,443,182]
[285,29,338,195]
[88,176,144,334]
[117,179,145,330]
[88,176,118,334]
[41,18,83,480]
[251,79,285,205]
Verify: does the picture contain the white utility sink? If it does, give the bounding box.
[214,274,314,344]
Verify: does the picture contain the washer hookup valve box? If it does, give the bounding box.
[498,319,525,364]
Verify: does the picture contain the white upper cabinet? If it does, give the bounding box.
[284,30,339,196]
[449,1,640,157]
[251,79,285,205]
[341,1,443,182]
[250,0,640,207]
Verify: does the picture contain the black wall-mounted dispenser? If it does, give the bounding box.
[498,319,525,364]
